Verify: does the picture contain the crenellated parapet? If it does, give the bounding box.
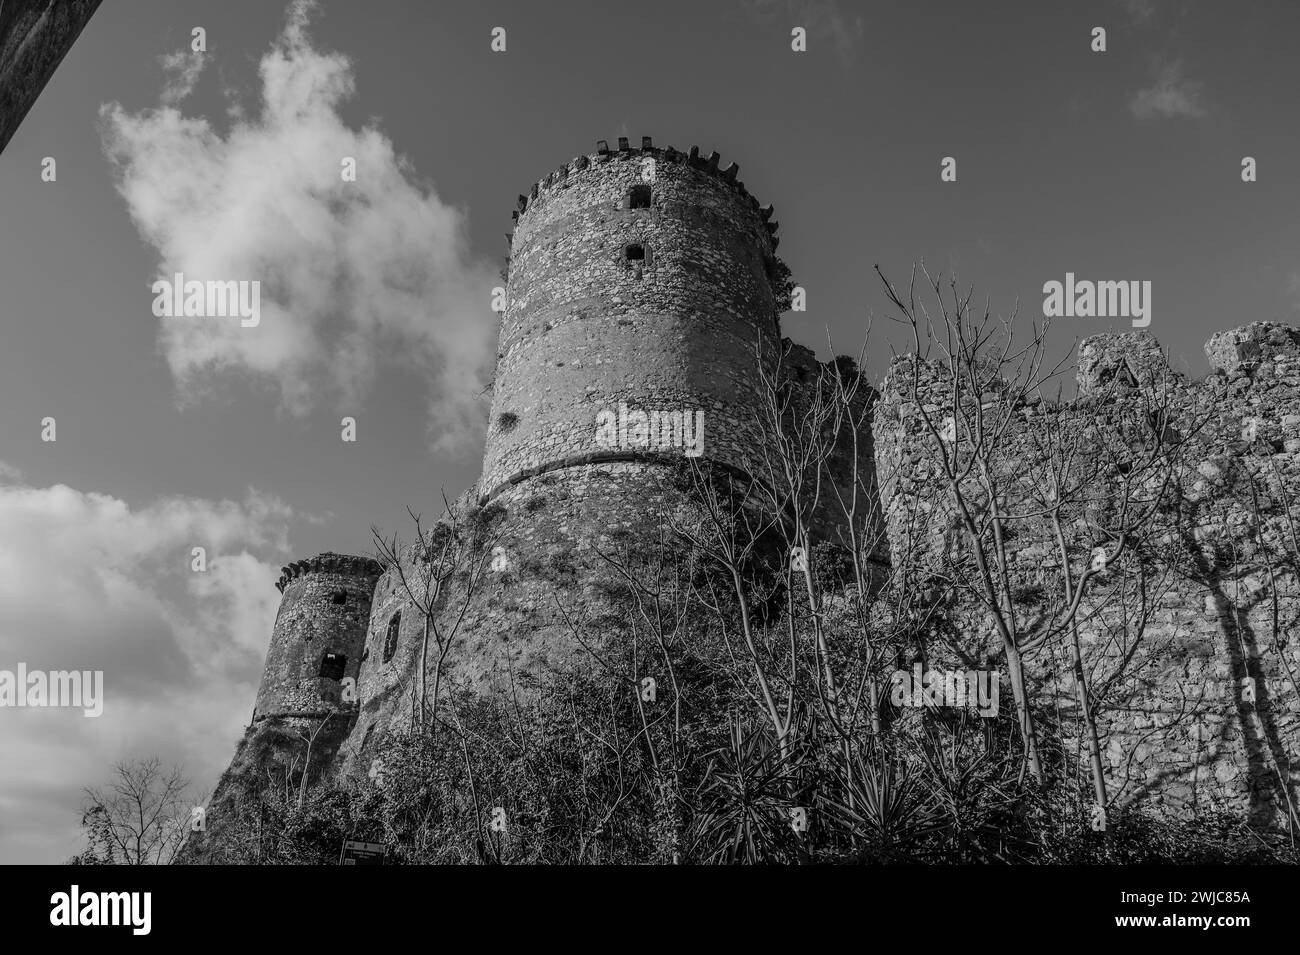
[509,136,781,249]
[275,552,382,593]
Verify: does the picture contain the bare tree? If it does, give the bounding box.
[877,263,1071,782]
[818,345,900,738]
[744,338,849,737]
[78,757,191,865]
[671,467,799,762]
[554,529,699,862]
[294,709,338,808]
[1019,368,1191,816]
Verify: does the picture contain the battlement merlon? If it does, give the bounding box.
[1079,324,1300,396]
[1205,322,1300,378]
[1077,332,1174,397]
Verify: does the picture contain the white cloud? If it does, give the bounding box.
[99,0,496,453]
[745,0,865,67]
[0,482,294,862]
[1119,0,1157,24]
[159,50,206,106]
[0,461,21,484]
[1129,60,1207,120]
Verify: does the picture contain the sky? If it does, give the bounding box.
[1,0,1298,863]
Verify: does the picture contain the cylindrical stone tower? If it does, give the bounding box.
[252,552,383,722]
[480,136,787,500]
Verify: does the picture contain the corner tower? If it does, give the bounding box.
[480,136,788,499]
[252,552,383,722]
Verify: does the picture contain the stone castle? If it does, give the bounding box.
[218,138,1299,832]
[242,136,877,773]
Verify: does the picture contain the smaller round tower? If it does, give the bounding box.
[252,552,383,722]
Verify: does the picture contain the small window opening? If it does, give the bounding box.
[625,243,645,262]
[382,612,401,664]
[331,590,347,605]
[628,184,651,209]
[319,652,346,681]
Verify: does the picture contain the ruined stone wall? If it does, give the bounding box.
[872,322,1300,825]
[252,553,383,722]
[480,138,785,500]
